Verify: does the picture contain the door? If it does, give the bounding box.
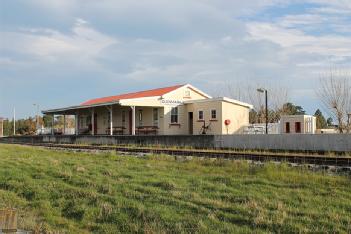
[94,113,98,135]
[129,110,132,134]
[153,108,159,127]
[295,122,301,133]
[188,112,193,135]
[285,122,290,133]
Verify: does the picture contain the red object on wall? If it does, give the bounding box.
[224,119,231,126]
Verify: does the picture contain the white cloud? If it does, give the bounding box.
[278,14,325,27]
[1,19,117,60]
[247,22,351,57]
[1,0,351,118]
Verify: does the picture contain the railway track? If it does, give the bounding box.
[10,142,351,168]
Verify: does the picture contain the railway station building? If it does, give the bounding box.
[42,84,253,135]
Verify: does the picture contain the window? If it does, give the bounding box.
[79,116,85,128]
[86,116,91,126]
[138,110,143,126]
[171,107,178,123]
[184,90,191,97]
[153,108,158,126]
[285,122,290,133]
[198,110,204,120]
[295,122,301,133]
[211,109,217,119]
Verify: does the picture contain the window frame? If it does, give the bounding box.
[198,110,204,121]
[138,110,143,126]
[79,116,85,128]
[211,109,217,120]
[171,107,178,124]
[184,90,191,98]
[153,108,159,126]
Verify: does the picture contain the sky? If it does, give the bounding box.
[1,0,351,118]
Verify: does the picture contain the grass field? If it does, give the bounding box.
[0,144,350,233]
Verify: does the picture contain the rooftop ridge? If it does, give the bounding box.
[81,84,185,106]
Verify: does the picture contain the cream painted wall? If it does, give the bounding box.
[76,109,91,130]
[112,106,130,134]
[119,97,163,107]
[164,86,208,101]
[94,106,163,135]
[280,115,316,134]
[186,101,250,135]
[221,102,250,134]
[135,107,153,127]
[72,86,250,135]
[162,105,188,135]
[160,86,209,135]
[117,86,210,135]
[186,101,223,135]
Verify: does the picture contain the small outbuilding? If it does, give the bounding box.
[280,115,316,134]
[42,84,253,135]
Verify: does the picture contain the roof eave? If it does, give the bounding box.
[42,101,121,114]
[184,97,253,109]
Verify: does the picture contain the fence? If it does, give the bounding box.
[36,127,75,135]
[242,123,280,134]
[1,134,351,152]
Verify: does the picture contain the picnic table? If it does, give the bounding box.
[106,126,126,135]
[78,128,90,135]
[136,126,158,135]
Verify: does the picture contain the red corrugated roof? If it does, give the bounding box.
[81,84,184,106]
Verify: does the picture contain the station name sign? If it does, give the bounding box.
[160,99,183,105]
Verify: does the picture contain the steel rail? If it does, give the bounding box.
[9,142,351,167]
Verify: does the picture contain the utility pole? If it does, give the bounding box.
[13,108,16,136]
[257,88,268,134]
[33,104,40,134]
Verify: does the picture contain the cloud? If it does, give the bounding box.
[1,0,351,118]
[247,22,351,57]
[1,19,117,61]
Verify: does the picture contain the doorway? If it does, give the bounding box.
[129,110,132,134]
[285,122,290,133]
[188,112,193,135]
[94,113,98,135]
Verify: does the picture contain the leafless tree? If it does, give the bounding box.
[221,81,289,123]
[317,69,351,133]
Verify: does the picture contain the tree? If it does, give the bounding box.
[327,117,333,126]
[317,69,351,133]
[280,102,306,115]
[3,117,39,136]
[265,102,306,123]
[43,115,53,128]
[314,109,327,129]
[223,81,290,124]
[249,109,258,124]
